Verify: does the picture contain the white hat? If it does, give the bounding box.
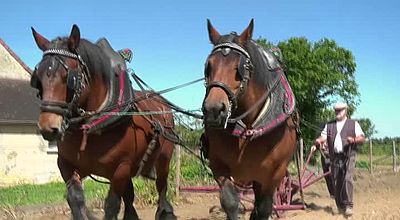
[334,102,348,110]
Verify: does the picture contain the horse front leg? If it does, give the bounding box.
[104,161,133,220]
[104,188,121,220]
[250,181,273,220]
[58,157,90,220]
[121,179,139,220]
[217,177,240,220]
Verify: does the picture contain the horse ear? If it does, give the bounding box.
[207,19,221,45]
[238,19,254,45]
[31,27,49,51]
[68,24,81,51]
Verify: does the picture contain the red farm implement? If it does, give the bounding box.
[178,146,331,217]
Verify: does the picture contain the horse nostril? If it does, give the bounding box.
[50,127,61,135]
[203,100,228,120]
[220,102,226,112]
[40,126,62,141]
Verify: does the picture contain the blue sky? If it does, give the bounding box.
[1,0,399,138]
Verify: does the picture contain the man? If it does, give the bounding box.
[314,102,365,217]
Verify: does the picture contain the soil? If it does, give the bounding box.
[1,169,400,220]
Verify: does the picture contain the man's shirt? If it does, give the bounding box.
[321,119,364,153]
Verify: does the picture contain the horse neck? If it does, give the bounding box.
[236,42,270,126]
[84,73,108,112]
[78,43,110,112]
[236,78,265,126]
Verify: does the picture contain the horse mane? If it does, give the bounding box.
[246,40,275,89]
[49,37,111,81]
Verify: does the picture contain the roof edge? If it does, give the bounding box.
[0,38,33,75]
[0,119,38,125]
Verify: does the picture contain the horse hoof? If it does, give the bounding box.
[156,211,177,220]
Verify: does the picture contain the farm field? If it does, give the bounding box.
[1,169,400,219]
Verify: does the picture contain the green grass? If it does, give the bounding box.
[0,182,65,207]
[357,153,396,166]
[0,178,177,209]
[0,180,109,208]
[0,152,212,209]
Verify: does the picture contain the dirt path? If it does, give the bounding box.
[2,169,400,219]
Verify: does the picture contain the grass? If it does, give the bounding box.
[0,182,65,207]
[0,152,212,209]
[0,178,175,209]
[0,180,109,208]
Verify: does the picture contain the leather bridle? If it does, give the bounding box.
[204,42,253,116]
[31,48,90,129]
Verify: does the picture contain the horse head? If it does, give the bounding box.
[202,19,255,128]
[31,25,106,141]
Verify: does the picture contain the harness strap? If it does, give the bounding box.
[212,43,250,59]
[206,81,238,108]
[135,129,160,177]
[227,75,280,123]
[77,129,88,161]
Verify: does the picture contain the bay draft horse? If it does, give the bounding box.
[202,19,299,219]
[30,25,177,220]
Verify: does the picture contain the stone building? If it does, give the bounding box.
[0,38,60,186]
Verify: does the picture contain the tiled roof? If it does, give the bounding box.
[0,79,40,124]
[0,39,39,124]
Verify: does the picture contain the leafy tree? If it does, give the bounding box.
[357,118,377,138]
[256,37,360,143]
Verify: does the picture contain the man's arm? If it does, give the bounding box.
[314,124,328,147]
[347,121,365,145]
[347,135,365,145]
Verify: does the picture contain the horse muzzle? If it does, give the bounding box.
[38,113,65,141]
[202,100,229,128]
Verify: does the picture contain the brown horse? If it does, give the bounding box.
[202,19,299,219]
[30,25,177,220]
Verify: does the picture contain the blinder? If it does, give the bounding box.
[67,69,79,91]
[30,67,39,88]
[30,66,42,98]
[238,55,248,80]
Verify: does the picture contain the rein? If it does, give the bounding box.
[68,74,204,125]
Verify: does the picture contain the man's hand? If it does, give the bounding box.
[347,136,355,144]
[314,139,322,147]
[311,145,317,152]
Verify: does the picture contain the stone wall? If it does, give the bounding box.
[0,124,61,186]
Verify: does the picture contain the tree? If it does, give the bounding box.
[256,37,360,143]
[357,118,377,138]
